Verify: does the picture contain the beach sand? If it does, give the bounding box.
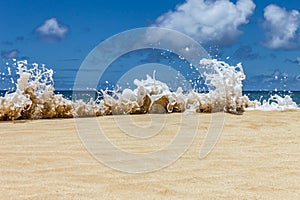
[0,110,299,199]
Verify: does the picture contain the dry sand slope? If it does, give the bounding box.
[0,111,299,199]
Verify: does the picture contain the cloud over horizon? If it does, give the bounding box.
[263,4,300,50]
[285,56,300,65]
[35,18,68,42]
[155,0,256,46]
[233,45,260,60]
[244,69,300,91]
[1,49,19,59]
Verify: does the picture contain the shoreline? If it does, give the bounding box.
[1,108,299,123]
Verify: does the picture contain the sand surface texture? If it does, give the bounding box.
[0,111,299,199]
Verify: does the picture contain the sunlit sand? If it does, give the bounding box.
[1,110,299,199]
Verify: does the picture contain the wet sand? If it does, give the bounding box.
[0,111,299,199]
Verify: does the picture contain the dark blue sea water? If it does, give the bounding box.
[1,90,300,106]
[243,91,300,106]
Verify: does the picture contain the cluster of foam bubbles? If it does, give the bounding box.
[101,59,250,115]
[246,94,298,111]
[0,59,298,120]
[0,60,74,120]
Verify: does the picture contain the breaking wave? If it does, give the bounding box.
[0,59,298,121]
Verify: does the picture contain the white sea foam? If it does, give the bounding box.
[0,59,298,120]
[246,94,299,111]
[0,61,73,120]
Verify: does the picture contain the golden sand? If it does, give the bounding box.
[0,111,299,199]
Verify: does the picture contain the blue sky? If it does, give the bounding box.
[0,0,300,91]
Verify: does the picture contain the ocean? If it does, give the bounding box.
[244,91,300,106]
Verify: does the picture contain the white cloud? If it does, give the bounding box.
[36,18,68,41]
[263,4,300,49]
[1,49,19,59]
[155,0,255,46]
[297,56,300,65]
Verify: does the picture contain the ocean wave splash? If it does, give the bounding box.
[0,59,298,120]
